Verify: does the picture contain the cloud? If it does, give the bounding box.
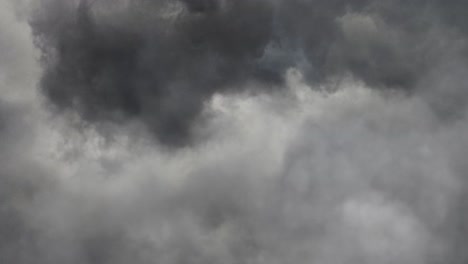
[29,0,468,145]
[0,70,464,263]
[31,0,277,145]
[1,0,468,263]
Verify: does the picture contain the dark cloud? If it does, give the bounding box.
[31,0,277,145]
[3,0,468,263]
[31,0,468,146]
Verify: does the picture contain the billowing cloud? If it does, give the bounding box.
[1,0,468,263]
[30,0,468,145]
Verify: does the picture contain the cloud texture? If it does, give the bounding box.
[1,0,468,263]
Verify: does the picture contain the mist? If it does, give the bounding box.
[1,0,468,263]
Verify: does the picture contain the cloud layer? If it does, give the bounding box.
[1,0,468,263]
[30,0,468,145]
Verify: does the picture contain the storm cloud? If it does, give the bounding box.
[2,0,468,263]
[30,0,468,145]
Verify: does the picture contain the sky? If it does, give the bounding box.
[1,0,468,263]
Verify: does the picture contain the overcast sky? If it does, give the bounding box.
[1,0,468,263]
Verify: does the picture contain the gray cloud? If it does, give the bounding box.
[2,0,468,264]
[31,0,277,145]
[30,0,468,145]
[2,72,468,264]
